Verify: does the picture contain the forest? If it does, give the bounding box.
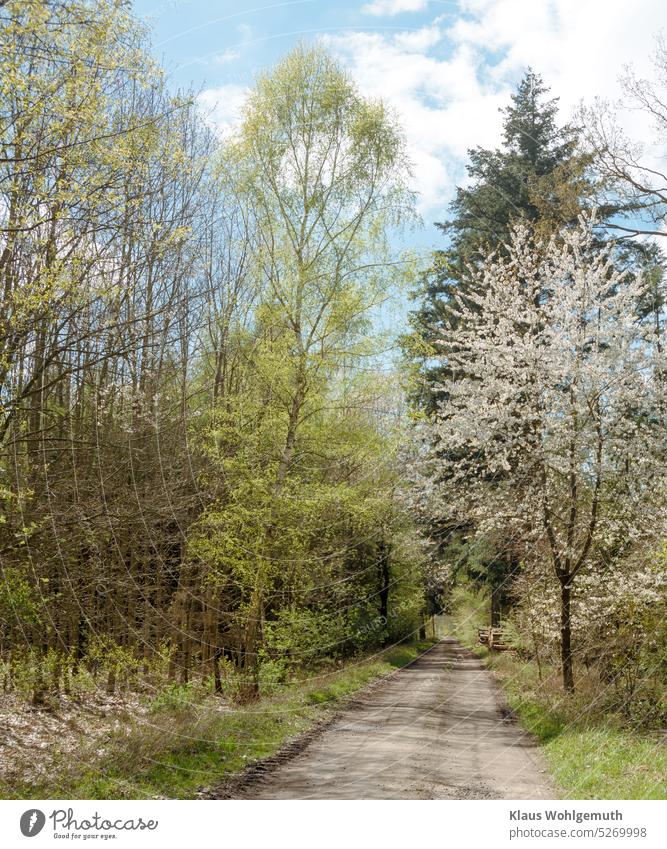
[0,0,665,801]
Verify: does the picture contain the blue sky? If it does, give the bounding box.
[133,0,667,249]
[135,1,456,89]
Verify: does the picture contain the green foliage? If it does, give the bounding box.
[184,46,424,683]
[85,637,141,688]
[0,24,429,721]
[0,566,42,633]
[2,643,426,800]
[149,682,198,714]
[263,608,349,667]
[443,578,490,651]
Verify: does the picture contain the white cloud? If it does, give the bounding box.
[362,0,429,16]
[393,23,442,52]
[449,0,659,113]
[212,48,241,66]
[199,1,667,222]
[323,0,667,218]
[322,26,509,217]
[198,84,248,137]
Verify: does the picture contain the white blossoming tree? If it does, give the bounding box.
[427,218,666,692]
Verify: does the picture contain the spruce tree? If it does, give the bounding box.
[405,70,595,413]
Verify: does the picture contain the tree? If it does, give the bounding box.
[405,70,595,414]
[583,35,667,240]
[0,13,430,705]
[0,0,215,689]
[187,45,416,696]
[404,72,620,629]
[582,37,667,387]
[422,217,665,691]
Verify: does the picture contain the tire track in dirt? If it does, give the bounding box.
[205,638,556,800]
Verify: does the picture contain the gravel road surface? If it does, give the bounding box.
[218,638,556,800]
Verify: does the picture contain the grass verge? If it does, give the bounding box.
[445,584,667,800]
[2,640,434,800]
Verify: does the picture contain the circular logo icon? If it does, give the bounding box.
[20,809,46,837]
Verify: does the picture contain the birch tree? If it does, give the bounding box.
[191,45,416,696]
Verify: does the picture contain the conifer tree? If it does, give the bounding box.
[406,71,595,414]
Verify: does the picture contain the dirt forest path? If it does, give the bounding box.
[221,638,556,800]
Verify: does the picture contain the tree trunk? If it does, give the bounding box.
[560,577,574,693]
[377,538,390,624]
[213,649,223,694]
[491,584,502,628]
[106,667,116,696]
[239,585,262,701]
